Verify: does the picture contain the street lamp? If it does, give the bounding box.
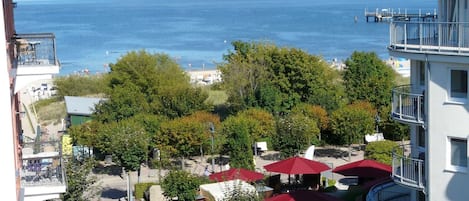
[209,122,215,173]
[375,113,381,133]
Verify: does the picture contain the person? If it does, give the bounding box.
[204,165,211,177]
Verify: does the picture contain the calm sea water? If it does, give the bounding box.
[14,0,436,75]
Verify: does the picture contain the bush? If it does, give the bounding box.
[135,182,157,200]
[365,140,400,165]
[161,170,210,201]
[322,176,336,187]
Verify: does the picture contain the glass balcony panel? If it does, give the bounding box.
[390,21,469,55]
[391,85,425,125]
[15,33,58,67]
[20,140,66,190]
[392,144,425,191]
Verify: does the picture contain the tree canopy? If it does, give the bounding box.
[219,41,345,113]
[221,115,255,170]
[103,119,149,171]
[330,101,376,145]
[94,50,210,122]
[161,170,208,201]
[343,51,396,110]
[273,112,320,158]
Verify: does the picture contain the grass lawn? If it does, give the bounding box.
[206,90,228,105]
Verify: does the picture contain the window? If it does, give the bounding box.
[450,69,468,100]
[417,126,425,148]
[418,62,425,87]
[447,137,467,172]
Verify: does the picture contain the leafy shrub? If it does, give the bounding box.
[365,140,400,165]
[161,170,210,201]
[134,182,157,200]
[322,176,336,187]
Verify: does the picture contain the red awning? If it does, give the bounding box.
[332,159,391,178]
[264,156,330,174]
[209,168,264,182]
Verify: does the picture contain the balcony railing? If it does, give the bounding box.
[391,85,425,125]
[21,141,66,193]
[392,144,425,191]
[389,21,469,55]
[15,33,59,66]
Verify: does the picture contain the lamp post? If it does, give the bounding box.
[375,113,381,133]
[209,122,215,173]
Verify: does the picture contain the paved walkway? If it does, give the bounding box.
[93,146,364,201]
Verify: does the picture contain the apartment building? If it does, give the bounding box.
[388,0,469,200]
[0,0,64,200]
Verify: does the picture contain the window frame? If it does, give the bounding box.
[447,68,468,103]
[446,136,468,173]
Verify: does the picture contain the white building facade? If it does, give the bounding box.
[389,0,469,200]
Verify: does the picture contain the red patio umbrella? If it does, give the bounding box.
[264,190,342,201]
[332,159,391,178]
[264,156,330,174]
[209,168,264,182]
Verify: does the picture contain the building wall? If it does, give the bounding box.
[1,0,21,200]
[426,61,469,201]
[70,115,92,126]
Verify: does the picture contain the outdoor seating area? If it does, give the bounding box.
[15,33,58,66]
[20,140,65,187]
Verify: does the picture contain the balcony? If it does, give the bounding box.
[391,85,425,125]
[14,33,60,93]
[21,140,66,200]
[392,144,425,192]
[389,21,469,56]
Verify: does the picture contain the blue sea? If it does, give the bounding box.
[14,0,436,75]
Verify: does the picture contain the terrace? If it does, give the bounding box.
[389,21,469,56]
[20,140,66,200]
[13,33,60,93]
[391,144,425,192]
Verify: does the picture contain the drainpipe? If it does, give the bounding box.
[424,53,430,198]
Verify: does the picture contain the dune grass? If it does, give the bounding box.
[33,98,66,125]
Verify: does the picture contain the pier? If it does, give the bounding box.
[365,8,437,22]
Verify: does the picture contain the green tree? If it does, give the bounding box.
[184,111,222,155]
[365,140,401,165]
[219,41,345,113]
[68,122,96,149]
[94,50,210,122]
[291,103,329,142]
[161,170,208,201]
[219,41,272,112]
[222,116,254,170]
[62,158,101,201]
[93,119,148,171]
[378,105,409,141]
[273,112,319,158]
[159,111,220,167]
[330,102,375,144]
[237,108,275,140]
[343,51,396,110]
[330,101,375,160]
[343,52,409,142]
